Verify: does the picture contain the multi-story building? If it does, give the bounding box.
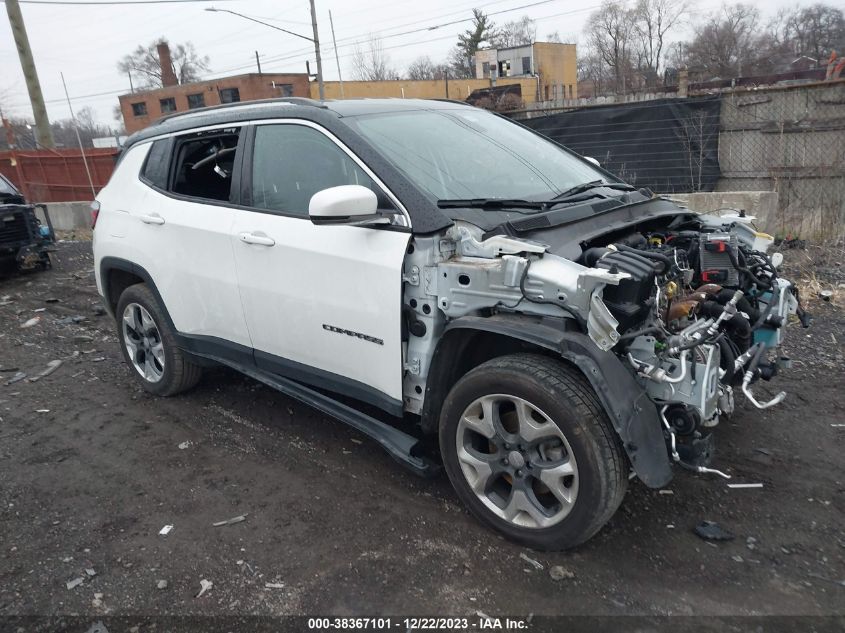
[475,42,577,102]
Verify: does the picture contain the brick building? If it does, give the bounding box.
[118,43,310,133]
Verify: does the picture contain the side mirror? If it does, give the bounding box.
[584,156,600,167]
[309,185,387,226]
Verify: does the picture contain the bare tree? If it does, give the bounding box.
[351,35,399,81]
[492,15,537,47]
[676,109,718,191]
[633,0,689,86]
[683,3,762,79]
[771,3,845,60]
[586,1,637,94]
[406,56,449,80]
[117,38,209,89]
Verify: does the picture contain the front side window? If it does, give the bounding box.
[345,108,607,203]
[131,102,147,116]
[249,124,391,216]
[187,93,205,109]
[169,128,240,202]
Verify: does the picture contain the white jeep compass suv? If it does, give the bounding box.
[93,98,805,549]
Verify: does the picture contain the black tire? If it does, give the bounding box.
[439,353,628,550]
[115,283,202,396]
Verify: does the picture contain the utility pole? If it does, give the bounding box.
[255,51,262,74]
[309,0,325,101]
[5,0,54,148]
[329,10,344,99]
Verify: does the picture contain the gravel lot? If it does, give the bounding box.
[0,240,843,621]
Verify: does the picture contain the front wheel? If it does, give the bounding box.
[439,353,628,550]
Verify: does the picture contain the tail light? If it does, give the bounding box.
[90,200,100,229]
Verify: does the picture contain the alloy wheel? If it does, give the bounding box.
[122,302,165,383]
[455,394,579,529]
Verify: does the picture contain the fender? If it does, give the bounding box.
[422,314,673,488]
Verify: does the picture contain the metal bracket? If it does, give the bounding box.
[403,265,420,286]
[404,357,421,375]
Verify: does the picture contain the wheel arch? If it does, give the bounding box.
[100,257,174,329]
[421,314,673,488]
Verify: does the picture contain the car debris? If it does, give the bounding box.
[177,441,193,450]
[519,552,544,570]
[694,521,735,541]
[156,579,168,590]
[85,568,97,577]
[20,316,41,329]
[27,359,63,383]
[727,483,764,489]
[264,582,285,589]
[195,579,212,598]
[55,315,86,325]
[4,372,27,386]
[549,566,575,581]
[212,514,247,527]
[35,409,50,413]
[158,524,174,536]
[66,577,85,590]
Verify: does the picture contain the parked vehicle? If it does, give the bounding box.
[0,173,54,275]
[92,98,806,549]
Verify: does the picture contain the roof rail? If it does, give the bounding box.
[150,96,327,127]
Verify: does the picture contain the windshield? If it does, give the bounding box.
[344,107,612,203]
[0,174,21,196]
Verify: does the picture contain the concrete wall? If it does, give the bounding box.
[667,192,779,234]
[309,78,539,102]
[716,81,844,240]
[35,201,91,231]
[533,42,577,101]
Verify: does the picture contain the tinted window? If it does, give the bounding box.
[250,124,390,216]
[141,139,170,189]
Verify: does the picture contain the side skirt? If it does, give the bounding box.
[195,352,441,479]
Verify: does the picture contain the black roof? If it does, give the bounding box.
[123,97,473,149]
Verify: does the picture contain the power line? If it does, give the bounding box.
[15,0,229,4]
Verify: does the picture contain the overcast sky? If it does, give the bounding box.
[1,0,802,128]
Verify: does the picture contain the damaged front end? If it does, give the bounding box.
[408,206,805,487]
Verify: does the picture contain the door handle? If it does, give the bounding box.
[238,231,275,247]
[140,213,165,225]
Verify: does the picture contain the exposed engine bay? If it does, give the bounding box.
[402,204,808,481]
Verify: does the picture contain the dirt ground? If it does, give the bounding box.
[0,240,843,621]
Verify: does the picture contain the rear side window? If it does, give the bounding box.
[249,124,393,216]
[141,139,171,189]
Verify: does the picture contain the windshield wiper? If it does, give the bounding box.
[437,198,547,210]
[550,180,636,201]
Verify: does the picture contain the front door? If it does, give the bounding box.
[230,122,410,413]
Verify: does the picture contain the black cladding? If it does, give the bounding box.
[595,250,658,332]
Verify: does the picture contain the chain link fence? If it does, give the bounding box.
[516,80,845,242]
[718,82,845,241]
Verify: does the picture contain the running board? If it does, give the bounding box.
[201,355,440,478]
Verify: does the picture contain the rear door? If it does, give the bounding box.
[230,120,410,413]
[132,127,252,359]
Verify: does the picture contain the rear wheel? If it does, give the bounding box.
[439,353,627,550]
[116,284,202,396]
